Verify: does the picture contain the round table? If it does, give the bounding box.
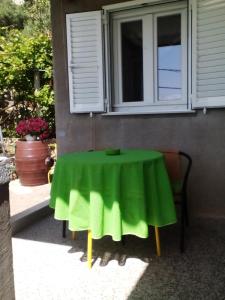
[50,149,177,241]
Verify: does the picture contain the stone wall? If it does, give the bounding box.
[0,183,15,300]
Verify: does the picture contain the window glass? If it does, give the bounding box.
[121,20,143,102]
[157,14,181,101]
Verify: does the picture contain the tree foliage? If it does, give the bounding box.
[23,0,51,35]
[0,0,54,137]
[0,0,25,29]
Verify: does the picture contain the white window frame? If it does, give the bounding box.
[106,1,190,113]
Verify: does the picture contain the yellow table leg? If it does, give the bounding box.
[47,171,51,183]
[87,230,92,269]
[154,226,161,257]
[71,231,76,240]
[48,173,50,183]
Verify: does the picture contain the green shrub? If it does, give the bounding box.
[0,28,54,137]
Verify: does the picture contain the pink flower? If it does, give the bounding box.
[16,117,49,140]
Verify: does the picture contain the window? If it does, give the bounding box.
[112,2,188,113]
[66,0,225,114]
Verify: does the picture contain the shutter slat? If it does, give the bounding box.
[71,62,99,68]
[198,90,225,98]
[71,66,97,73]
[71,57,98,64]
[71,26,97,33]
[198,13,224,26]
[71,36,97,43]
[73,93,99,99]
[74,82,98,87]
[73,74,97,79]
[198,1,225,12]
[198,83,225,92]
[72,46,97,54]
[197,71,225,80]
[198,9,225,20]
[72,51,97,58]
[197,65,225,75]
[198,58,225,68]
[197,42,224,57]
[198,77,225,86]
[198,33,225,46]
[75,98,99,104]
[71,41,97,48]
[71,28,96,34]
[198,27,225,38]
[74,79,98,85]
[71,19,97,26]
[192,0,225,108]
[73,48,97,57]
[74,88,99,94]
[198,20,225,33]
[71,32,97,38]
[199,52,225,62]
[73,74,96,78]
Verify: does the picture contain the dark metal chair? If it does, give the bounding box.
[62,220,67,238]
[160,150,192,253]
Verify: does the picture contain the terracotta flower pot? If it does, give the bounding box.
[15,140,52,186]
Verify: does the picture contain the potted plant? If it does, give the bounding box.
[16,117,49,141]
[15,117,53,186]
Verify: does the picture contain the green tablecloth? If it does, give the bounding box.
[50,150,177,241]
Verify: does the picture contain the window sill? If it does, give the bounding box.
[102,109,196,116]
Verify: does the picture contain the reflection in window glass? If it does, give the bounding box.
[157,14,181,101]
[121,20,143,102]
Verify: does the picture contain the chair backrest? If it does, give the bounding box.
[160,150,192,194]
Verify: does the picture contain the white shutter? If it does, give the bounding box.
[66,11,104,113]
[192,0,225,108]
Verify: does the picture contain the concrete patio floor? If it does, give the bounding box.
[9,179,52,234]
[9,179,50,216]
[12,215,225,300]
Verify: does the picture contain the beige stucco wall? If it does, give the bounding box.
[50,0,225,219]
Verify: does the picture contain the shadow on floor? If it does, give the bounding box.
[128,218,225,299]
[13,216,225,299]
[14,214,182,266]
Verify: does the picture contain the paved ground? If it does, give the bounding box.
[9,179,50,217]
[12,215,225,300]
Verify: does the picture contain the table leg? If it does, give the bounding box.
[154,226,161,257]
[87,230,92,269]
[48,171,51,184]
[71,231,76,240]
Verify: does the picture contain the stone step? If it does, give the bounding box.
[11,199,53,235]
